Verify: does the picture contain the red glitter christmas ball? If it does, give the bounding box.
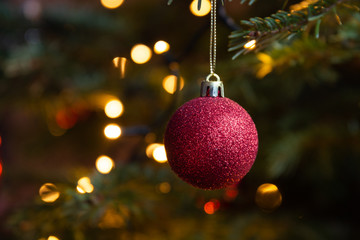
[164,97,258,190]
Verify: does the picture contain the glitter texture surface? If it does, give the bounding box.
[164,97,258,190]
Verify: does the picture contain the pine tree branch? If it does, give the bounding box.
[229,0,352,59]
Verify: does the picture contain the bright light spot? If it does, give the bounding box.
[48,236,59,240]
[255,183,282,212]
[158,182,171,193]
[104,99,124,118]
[100,0,124,9]
[152,145,167,163]
[96,155,114,174]
[256,53,273,79]
[190,0,211,17]
[0,162,2,177]
[39,183,60,203]
[244,40,256,49]
[76,186,86,194]
[145,143,162,158]
[257,52,273,64]
[256,64,273,79]
[204,199,220,214]
[104,124,122,139]
[131,44,152,64]
[77,177,94,194]
[154,41,170,54]
[112,57,127,78]
[0,136,2,146]
[112,57,120,67]
[162,75,185,94]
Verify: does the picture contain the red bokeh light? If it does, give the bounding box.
[204,199,220,215]
[56,109,78,129]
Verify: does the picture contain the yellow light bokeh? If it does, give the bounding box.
[158,182,171,194]
[96,155,115,174]
[190,0,211,17]
[48,236,59,240]
[152,145,167,163]
[244,40,256,50]
[104,124,122,139]
[76,185,86,194]
[39,183,60,203]
[154,40,170,54]
[162,75,185,94]
[256,53,273,79]
[104,99,124,118]
[255,183,282,212]
[112,57,120,67]
[112,57,127,78]
[77,177,94,194]
[130,44,152,64]
[145,143,162,158]
[100,0,124,9]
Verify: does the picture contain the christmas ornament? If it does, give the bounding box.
[164,0,258,190]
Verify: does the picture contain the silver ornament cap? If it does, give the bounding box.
[200,73,224,97]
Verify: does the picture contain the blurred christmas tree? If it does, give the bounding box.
[1,0,360,239]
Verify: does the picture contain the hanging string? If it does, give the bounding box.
[209,0,217,75]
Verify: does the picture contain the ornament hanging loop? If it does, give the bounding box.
[206,72,220,82]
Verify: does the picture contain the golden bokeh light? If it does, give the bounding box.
[256,52,273,79]
[77,177,94,194]
[190,0,211,17]
[130,44,152,64]
[162,75,184,94]
[112,57,127,78]
[100,0,124,9]
[96,155,115,174]
[244,39,256,50]
[145,143,162,158]
[47,236,59,240]
[104,99,124,118]
[255,183,282,212]
[76,185,86,194]
[154,40,170,54]
[104,123,122,139]
[152,145,167,163]
[112,57,120,67]
[158,182,171,194]
[39,183,60,203]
